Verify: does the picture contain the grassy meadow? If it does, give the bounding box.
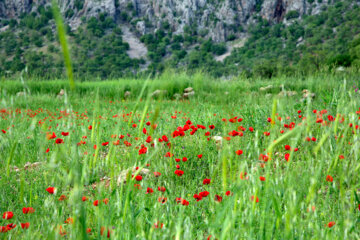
[1,72,360,239]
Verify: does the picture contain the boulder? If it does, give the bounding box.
[259,85,273,92]
[151,89,167,98]
[16,91,26,97]
[184,87,194,93]
[57,89,65,98]
[124,91,131,99]
[183,91,195,99]
[173,93,182,100]
[117,167,150,185]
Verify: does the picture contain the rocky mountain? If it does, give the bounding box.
[1,0,359,78]
[0,0,327,42]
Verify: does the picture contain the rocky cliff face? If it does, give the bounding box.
[0,0,327,42]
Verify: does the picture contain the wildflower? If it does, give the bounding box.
[58,195,67,201]
[93,200,99,206]
[193,194,203,201]
[146,187,154,194]
[135,175,143,181]
[214,195,223,202]
[154,222,164,229]
[200,191,210,197]
[158,197,167,204]
[327,221,336,228]
[326,175,333,182]
[2,212,13,220]
[235,150,243,155]
[225,191,232,196]
[82,196,88,202]
[181,199,189,206]
[22,207,35,214]
[55,138,64,144]
[174,170,184,177]
[285,153,290,162]
[251,195,259,203]
[21,223,30,229]
[259,176,266,181]
[240,172,248,180]
[65,217,74,224]
[61,132,69,136]
[203,179,211,185]
[46,187,55,194]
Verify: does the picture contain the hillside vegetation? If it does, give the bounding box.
[0,0,360,78]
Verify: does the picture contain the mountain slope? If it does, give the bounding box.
[0,0,359,78]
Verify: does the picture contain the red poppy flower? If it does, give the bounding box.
[146,187,154,194]
[285,153,290,162]
[103,198,109,205]
[2,212,13,220]
[153,172,161,177]
[1,129,6,134]
[158,186,166,192]
[21,222,30,229]
[174,170,184,177]
[154,222,164,229]
[93,200,99,206]
[135,175,143,181]
[285,145,291,150]
[203,178,211,185]
[235,150,243,155]
[82,196,88,202]
[55,138,64,144]
[22,207,35,214]
[46,132,56,140]
[214,195,223,202]
[251,195,259,203]
[249,127,254,132]
[209,125,215,129]
[45,148,50,153]
[225,191,232,196]
[259,176,266,181]
[339,155,344,159]
[327,221,335,228]
[181,199,189,206]
[132,124,137,128]
[182,157,188,162]
[240,172,248,180]
[61,132,69,136]
[58,195,67,201]
[193,194,203,201]
[146,121,151,126]
[102,142,109,146]
[326,175,333,182]
[158,197,167,204]
[198,154,203,159]
[65,217,74,224]
[88,125,92,130]
[46,187,55,194]
[200,191,210,197]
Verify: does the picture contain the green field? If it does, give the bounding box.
[1,73,360,239]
